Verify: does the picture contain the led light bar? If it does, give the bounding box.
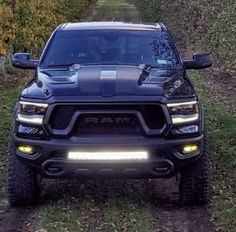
[167,101,197,107]
[68,151,148,161]
[19,101,48,108]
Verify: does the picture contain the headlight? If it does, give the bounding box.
[167,101,199,124]
[16,122,48,139]
[17,101,48,125]
[19,101,48,115]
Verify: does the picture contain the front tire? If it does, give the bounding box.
[6,143,39,206]
[179,134,211,206]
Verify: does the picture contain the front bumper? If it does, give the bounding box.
[14,134,204,179]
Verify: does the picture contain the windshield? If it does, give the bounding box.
[41,30,178,69]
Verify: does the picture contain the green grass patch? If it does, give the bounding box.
[37,198,155,232]
[37,199,94,232]
[101,200,154,231]
[36,180,156,232]
[189,70,236,231]
[94,0,140,21]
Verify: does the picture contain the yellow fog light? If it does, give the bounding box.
[17,145,34,155]
[182,144,199,154]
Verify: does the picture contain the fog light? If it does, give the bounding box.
[17,145,34,155]
[182,144,199,154]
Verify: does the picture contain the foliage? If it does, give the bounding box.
[189,71,236,231]
[134,0,236,75]
[0,0,94,56]
[0,1,15,55]
[134,0,161,22]
[12,0,64,54]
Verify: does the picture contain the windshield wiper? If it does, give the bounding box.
[83,62,140,66]
[46,63,76,68]
[139,64,162,71]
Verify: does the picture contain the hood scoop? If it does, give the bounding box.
[100,71,117,97]
[35,65,166,98]
[40,70,74,84]
[138,68,176,85]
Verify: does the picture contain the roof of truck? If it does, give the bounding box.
[59,21,165,31]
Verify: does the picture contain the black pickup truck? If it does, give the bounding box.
[7,22,212,206]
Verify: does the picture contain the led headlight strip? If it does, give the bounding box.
[167,101,199,125]
[17,101,48,125]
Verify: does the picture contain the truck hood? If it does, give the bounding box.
[23,65,189,99]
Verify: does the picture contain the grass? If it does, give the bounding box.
[189,70,236,231]
[93,0,140,21]
[36,180,156,232]
[37,198,155,232]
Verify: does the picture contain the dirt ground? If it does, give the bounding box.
[0,178,216,232]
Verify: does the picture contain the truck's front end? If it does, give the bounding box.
[8,22,212,206]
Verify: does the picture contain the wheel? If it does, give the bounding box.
[6,142,39,206]
[179,134,211,206]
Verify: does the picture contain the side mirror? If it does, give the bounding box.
[12,53,39,70]
[184,53,212,70]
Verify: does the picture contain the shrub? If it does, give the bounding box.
[0,0,95,56]
[134,0,236,75]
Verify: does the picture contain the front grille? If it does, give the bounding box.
[49,104,166,135]
[50,106,76,130]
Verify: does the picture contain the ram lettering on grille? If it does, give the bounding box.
[84,117,131,124]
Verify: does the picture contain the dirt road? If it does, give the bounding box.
[0,179,216,232]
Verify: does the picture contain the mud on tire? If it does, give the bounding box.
[6,142,39,206]
[179,134,211,206]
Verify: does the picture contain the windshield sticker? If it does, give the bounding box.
[157,60,172,65]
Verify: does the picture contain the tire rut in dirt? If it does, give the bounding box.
[0,177,216,232]
[39,177,216,231]
[0,205,36,232]
[151,178,216,232]
[39,178,157,230]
